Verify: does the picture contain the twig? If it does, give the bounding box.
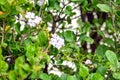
[1,20,5,44]
[58,1,71,17]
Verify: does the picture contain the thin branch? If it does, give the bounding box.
[1,20,5,44]
[58,1,72,17]
[71,14,81,20]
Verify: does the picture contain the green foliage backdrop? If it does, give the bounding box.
[0,0,120,80]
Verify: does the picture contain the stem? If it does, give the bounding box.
[44,44,51,54]
[1,20,5,44]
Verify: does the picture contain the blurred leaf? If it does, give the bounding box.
[97,4,111,12]
[95,45,108,56]
[0,61,8,73]
[0,0,7,5]
[64,30,75,42]
[79,63,89,79]
[96,66,107,76]
[23,38,32,47]
[105,50,119,71]
[39,73,50,80]
[113,72,120,79]
[79,34,94,44]
[91,73,104,80]
[104,38,114,47]
[0,48,3,60]
[16,0,27,5]
[60,74,68,80]
[38,30,48,46]
[1,43,8,48]
[64,6,72,15]
[67,75,77,80]
[15,56,30,79]
[8,70,16,80]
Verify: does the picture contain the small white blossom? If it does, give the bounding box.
[37,0,44,6]
[15,14,26,31]
[49,34,64,50]
[104,74,108,78]
[34,16,42,25]
[62,61,77,71]
[27,19,36,27]
[100,27,105,31]
[19,21,26,31]
[88,49,92,53]
[48,67,63,77]
[105,33,109,38]
[84,59,92,65]
[15,14,25,22]
[25,12,42,27]
[6,58,11,62]
[25,12,35,19]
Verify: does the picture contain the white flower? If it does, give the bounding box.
[27,19,36,27]
[25,12,42,27]
[100,27,105,31]
[48,67,63,77]
[84,59,92,65]
[104,74,108,78]
[34,16,42,25]
[19,21,26,31]
[49,34,64,50]
[37,0,44,6]
[62,61,77,71]
[15,14,26,31]
[15,14,25,23]
[25,12,35,19]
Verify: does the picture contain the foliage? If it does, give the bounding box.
[0,0,120,80]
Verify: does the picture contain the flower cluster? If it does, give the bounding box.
[25,12,42,27]
[15,12,42,31]
[49,34,64,50]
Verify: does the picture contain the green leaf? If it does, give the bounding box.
[91,73,104,80]
[105,50,119,71]
[113,72,120,79]
[1,43,8,48]
[0,61,8,73]
[39,73,50,80]
[103,38,114,47]
[96,66,107,76]
[8,70,16,80]
[16,0,27,5]
[67,75,77,80]
[60,74,68,80]
[15,56,29,79]
[97,4,111,12]
[64,6,72,15]
[95,45,108,56]
[0,48,3,60]
[79,63,89,79]
[38,30,48,46]
[0,0,7,5]
[79,35,94,44]
[23,38,32,47]
[64,30,75,42]
[15,23,21,35]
